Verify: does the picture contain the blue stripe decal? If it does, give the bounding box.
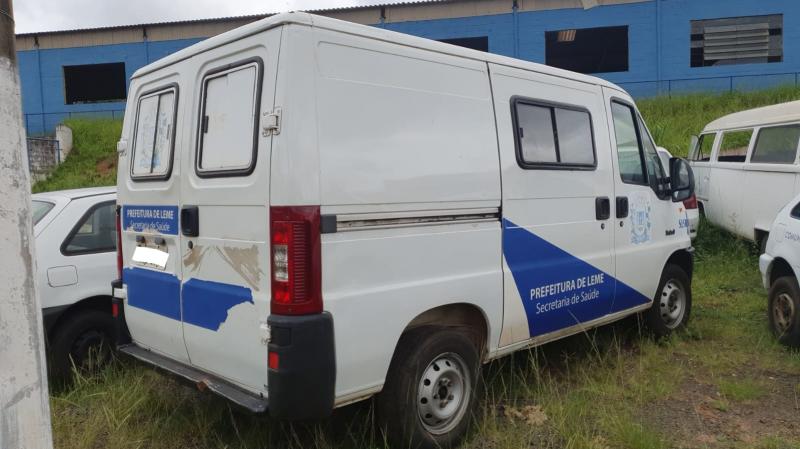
[124,267,181,320]
[182,278,253,331]
[122,205,179,235]
[502,219,649,337]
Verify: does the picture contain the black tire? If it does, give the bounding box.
[767,276,800,348]
[49,309,115,380]
[643,264,692,338]
[377,327,480,449]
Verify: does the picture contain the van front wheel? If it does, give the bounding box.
[377,327,479,449]
[644,264,692,337]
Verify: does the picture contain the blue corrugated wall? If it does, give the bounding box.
[17,0,800,135]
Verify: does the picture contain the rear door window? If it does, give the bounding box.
[717,129,753,163]
[62,202,117,255]
[131,86,177,180]
[750,125,800,164]
[196,60,262,176]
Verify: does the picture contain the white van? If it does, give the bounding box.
[689,101,800,250]
[112,12,695,448]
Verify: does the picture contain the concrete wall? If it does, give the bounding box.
[16,0,800,135]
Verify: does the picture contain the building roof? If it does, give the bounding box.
[133,11,623,94]
[704,100,800,132]
[15,1,448,36]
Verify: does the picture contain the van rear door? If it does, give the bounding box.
[121,78,189,364]
[178,31,280,393]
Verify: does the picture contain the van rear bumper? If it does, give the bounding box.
[267,312,336,420]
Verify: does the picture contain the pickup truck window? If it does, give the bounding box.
[750,125,800,164]
[513,98,596,169]
[197,61,262,176]
[717,129,752,163]
[131,87,177,180]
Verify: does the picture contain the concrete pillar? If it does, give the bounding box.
[0,0,55,448]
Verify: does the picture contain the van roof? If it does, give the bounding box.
[703,100,800,132]
[132,12,623,92]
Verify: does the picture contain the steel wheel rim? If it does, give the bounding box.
[417,352,471,435]
[659,279,686,329]
[773,293,796,335]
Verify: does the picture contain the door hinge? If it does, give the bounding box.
[262,107,281,137]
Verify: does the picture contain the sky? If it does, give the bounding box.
[14,0,414,34]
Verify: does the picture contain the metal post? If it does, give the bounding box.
[0,1,55,448]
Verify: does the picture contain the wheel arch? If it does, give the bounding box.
[666,249,694,281]
[47,295,112,340]
[769,257,795,287]
[395,303,491,362]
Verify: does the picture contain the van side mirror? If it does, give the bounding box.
[669,158,694,202]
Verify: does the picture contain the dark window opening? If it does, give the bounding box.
[690,15,783,67]
[438,36,489,52]
[63,62,127,104]
[545,26,629,74]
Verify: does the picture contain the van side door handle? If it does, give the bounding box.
[181,206,199,237]
[616,197,629,218]
[595,197,610,221]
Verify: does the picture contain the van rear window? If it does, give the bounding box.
[131,86,177,180]
[513,98,596,169]
[750,125,800,164]
[196,60,262,177]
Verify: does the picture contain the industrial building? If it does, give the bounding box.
[16,0,798,135]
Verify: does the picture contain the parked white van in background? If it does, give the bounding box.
[689,101,800,251]
[112,13,695,448]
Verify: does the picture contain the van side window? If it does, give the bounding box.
[513,99,596,169]
[750,125,800,164]
[610,101,646,185]
[691,133,715,162]
[717,129,752,163]
[131,87,177,180]
[61,202,117,255]
[197,60,262,176]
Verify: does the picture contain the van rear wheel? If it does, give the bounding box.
[377,327,479,449]
[768,276,800,348]
[643,264,692,338]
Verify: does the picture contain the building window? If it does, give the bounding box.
[63,62,127,104]
[691,15,783,67]
[545,26,629,74]
[438,36,489,52]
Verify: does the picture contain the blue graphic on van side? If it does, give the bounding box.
[122,205,179,235]
[124,267,181,320]
[182,278,253,331]
[502,219,649,337]
[123,268,253,331]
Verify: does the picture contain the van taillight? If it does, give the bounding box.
[116,205,123,280]
[270,206,322,315]
[683,194,698,210]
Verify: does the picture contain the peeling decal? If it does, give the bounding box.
[183,278,253,331]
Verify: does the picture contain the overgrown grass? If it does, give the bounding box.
[33,118,121,193]
[638,85,800,157]
[47,88,800,448]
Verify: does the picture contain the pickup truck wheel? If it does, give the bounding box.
[768,276,800,348]
[49,309,115,380]
[643,264,692,338]
[377,327,479,449]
